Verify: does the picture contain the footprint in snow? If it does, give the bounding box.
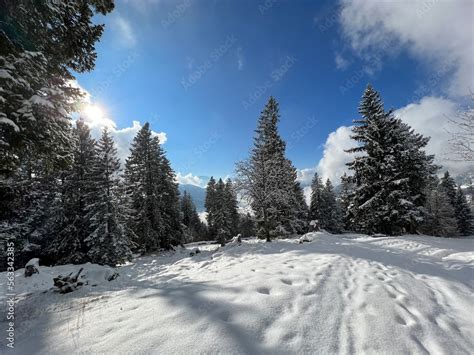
[216,310,231,322]
[281,278,293,285]
[256,287,270,295]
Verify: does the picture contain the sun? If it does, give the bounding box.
[83,104,104,122]
[81,104,115,128]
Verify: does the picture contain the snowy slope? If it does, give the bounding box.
[1,233,473,354]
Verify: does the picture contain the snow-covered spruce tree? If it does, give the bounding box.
[50,119,98,264]
[440,170,472,235]
[0,0,114,206]
[124,123,181,252]
[346,84,437,235]
[454,187,473,236]
[205,177,218,238]
[321,179,343,233]
[206,178,240,245]
[339,173,355,231]
[440,171,457,206]
[157,153,183,248]
[213,179,231,246]
[224,178,240,237]
[309,172,324,229]
[289,181,309,235]
[235,97,301,241]
[420,185,457,237]
[239,213,256,238]
[0,1,114,268]
[85,128,132,266]
[181,191,205,242]
[0,166,64,268]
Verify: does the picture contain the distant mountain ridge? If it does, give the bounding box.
[179,184,206,212]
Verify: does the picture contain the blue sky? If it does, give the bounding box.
[76,0,473,186]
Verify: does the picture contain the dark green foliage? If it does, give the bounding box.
[85,128,132,266]
[239,213,256,238]
[236,97,306,241]
[309,172,324,225]
[205,177,240,245]
[346,85,437,235]
[339,173,355,231]
[454,187,472,236]
[0,0,114,269]
[124,123,182,252]
[420,185,457,237]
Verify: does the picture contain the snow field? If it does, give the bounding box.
[1,233,473,354]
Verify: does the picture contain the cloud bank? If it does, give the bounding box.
[175,173,206,187]
[339,0,473,96]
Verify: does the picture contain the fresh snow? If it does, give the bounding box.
[1,233,473,354]
[0,117,20,132]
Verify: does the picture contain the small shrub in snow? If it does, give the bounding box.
[24,258,40,277]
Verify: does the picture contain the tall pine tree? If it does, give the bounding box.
[205,177,218,238]
[309,172,324,228]
[124,123,182,252]
[224,178,240,237]
[86,128,132,266]
[346,85,437,235]
[321,179,343,233]
[236,97,302,241]
[454,187,472,236]
[52,119,98,264]
[421,185,457,237]
[339,173,355,231]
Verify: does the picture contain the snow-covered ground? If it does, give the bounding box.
[1,233,473,354]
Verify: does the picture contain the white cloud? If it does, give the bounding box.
[335,53,350,70]
[395,96,472,176]
[296,168,317,186]
[176,172,205,187]
[112,15,136,48]
[339,0,474,96]
[198,212,208,224]
[316,125,353,183]
[303,185,312,206]
[296,126,353,191]
[296,127,353,196]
